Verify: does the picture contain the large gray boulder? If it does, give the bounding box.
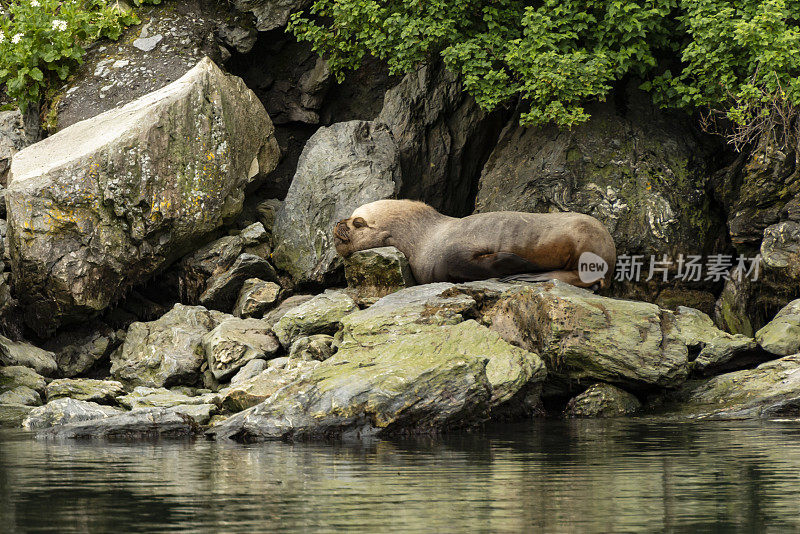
[376,62,504,216]
[487,281,689,391]
[0,366,46,395]
[756,299,800,356]
[110,304,227,387]
[271,120,401,284]
[45,379,126,405]
[0,336,58,376]
[7,58,280,335]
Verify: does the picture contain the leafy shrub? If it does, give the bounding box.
[289,0,800,144]
[0,0,143,112]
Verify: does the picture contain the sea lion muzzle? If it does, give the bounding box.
[334,220,350,243]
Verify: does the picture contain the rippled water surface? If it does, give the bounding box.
[2,420,800,532]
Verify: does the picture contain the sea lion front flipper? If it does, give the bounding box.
[449,251,539,281]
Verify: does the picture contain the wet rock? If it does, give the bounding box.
[271,121,400,284]
[272,290,357,348]
[377,62,505,216]
[233,279,283,318]
[0,386,42,406]
[564,383,641,417]
[229,358,269,385]
[199,254,279,313]
[487,281,688,391]
[41,321,120,377]
[0,366,46,395]
[22,398,122,429]
[665,354,800,418]
[116,386,220,410]
[110,304,226,388]
[54,0,257,130]
[474,87,723,299]
[7,58,279,335]
[210,319,545,442]
[0,404,34,427]
[45,379,125,405]
[673,307,770,376]
[0,336,58,376]
[203,317,279,380]
[756,299,800,356]
[344,246,416,304]
[39,406,203,439]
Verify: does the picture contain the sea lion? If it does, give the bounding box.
[333,199,617,288]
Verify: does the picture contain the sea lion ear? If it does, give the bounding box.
[352,217,368,228]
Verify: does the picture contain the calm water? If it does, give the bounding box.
[2,419,800,533]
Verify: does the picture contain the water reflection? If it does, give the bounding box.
[2,419,800,532]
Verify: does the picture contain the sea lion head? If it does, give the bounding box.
[333,203,392,258]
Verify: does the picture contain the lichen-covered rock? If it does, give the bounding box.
[41,321,120,377]
[377,62,504,216]
[199,253,278,312]
[53,0,258,131]
[0,336,58,376]
[673,306,770,376]
[756,299,800,357]
[665,354,800,418]
[229,358,269,385]
[110,304,226,387]
[39,406,203,439]
[344,246,416,304]
[7,58,280,335]
[0,365,46,395]
[487,281,689,391]
[271,121,400,284]
[273,290,357,348]
[233,279,283,318]
[210,319,545,441]
[714,275,756,337]
[45,379,125,405]
[262,294,314,328]
[287,335,335,363]
[474,87,722,300]
[203,317,279,380]
[22,398,122,430]
[564,383,641,417]
[117,386,219,410]
[0,386,42,406]
[220,363,318,412]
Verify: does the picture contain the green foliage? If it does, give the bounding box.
[289,0,800,136]
[0,0,144,112]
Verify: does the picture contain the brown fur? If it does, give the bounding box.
[333,200,617,288]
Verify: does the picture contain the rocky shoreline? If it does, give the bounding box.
[1,0,799,442]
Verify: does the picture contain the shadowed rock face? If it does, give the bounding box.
[6,58,279,335]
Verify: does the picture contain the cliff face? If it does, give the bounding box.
[0,0,798,437]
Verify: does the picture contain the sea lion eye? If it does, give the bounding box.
[352,217,368,228]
